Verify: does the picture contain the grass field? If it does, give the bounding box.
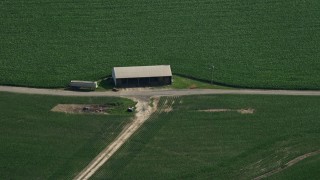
[0,92,134,179]
[92,95,320,179]
[1,1,320,89]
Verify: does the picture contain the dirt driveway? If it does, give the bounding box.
[74,97,159,180]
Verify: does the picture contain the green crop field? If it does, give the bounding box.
[92,95,320,179]
[0,92,134,179]
[1,1,320,89]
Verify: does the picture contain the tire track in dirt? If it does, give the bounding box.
[159,96,177,113]
[254,149,320,180]
[73,96,159,180]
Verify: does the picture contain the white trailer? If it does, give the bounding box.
[69,81,98,91]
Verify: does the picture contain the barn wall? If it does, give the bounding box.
[114,76,171,87]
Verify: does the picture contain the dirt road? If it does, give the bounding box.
[1,86,320,97]
[73,97,159,180]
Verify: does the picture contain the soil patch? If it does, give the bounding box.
[51,104,111,115]
[199,109,229,112]
[198,108,255,114]
[237,108,255,114]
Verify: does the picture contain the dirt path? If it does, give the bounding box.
[1,85,320,97]
[254,150,320,180]
[74,96,159,180]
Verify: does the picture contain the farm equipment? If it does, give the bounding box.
[69,81,98,91]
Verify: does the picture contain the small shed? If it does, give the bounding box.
[112,65,172,87]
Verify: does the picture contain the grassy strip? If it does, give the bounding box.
[92,95,320,179]
[171,75,232,89]
[1,1,320,89]
[0,92,135,179]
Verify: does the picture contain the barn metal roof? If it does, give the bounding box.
[112,65,172,79]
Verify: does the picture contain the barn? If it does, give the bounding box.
[112,65,172,87]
